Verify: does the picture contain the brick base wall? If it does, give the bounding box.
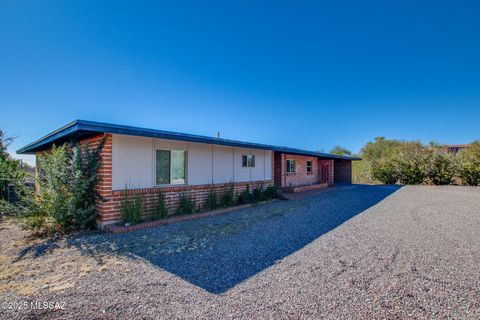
[99,180,273,227]
[333,159,352,184]
[72,134,274,228]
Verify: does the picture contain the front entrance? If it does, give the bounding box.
[319,163,330,183]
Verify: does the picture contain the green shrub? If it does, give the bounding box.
[67,140,106,229]
[205,186,218,211]
[252,185,265,203]
[133,194,143,224]
[0,199,22,215]
[458,141,480,186]
[219,182,235,207]
[427,152,457,185]
[370,156,399,185]
[176,192,196,214]
[0,129,25,201]
[395,142,430,185]
[263,186,279,199]
[21,138,106,232]
[236,184,252,205]
[154,190,168,219]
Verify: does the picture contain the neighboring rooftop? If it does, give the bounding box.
[17,120,360,160]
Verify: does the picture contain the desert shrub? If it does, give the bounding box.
[458,141,480,186]
[219,182,235,207]
[370,155,399,184]
[0,200,22,215]
[263,186,279,200]
[176,192,196,214]
[236,184,252,205]
[427,152,457,185]
[352,160,376,184]
[395,142,430,185]
[252,185,265,203]
[120,188,143,224]
[67,140,106,228]
[18,140,107,232]
[132,194,143,224]
[205,186,218,211]
[363,137,403,184]
[36,144,71,229]
[154,190,168,219]
[0,130,25,201]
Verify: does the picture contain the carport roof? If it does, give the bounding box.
[17,120,361,160]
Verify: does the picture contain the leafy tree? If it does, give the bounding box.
[329,146,352,156]
[458,141,480,186]
[361,137,402,162]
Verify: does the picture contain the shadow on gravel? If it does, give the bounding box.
[18,185,401,294]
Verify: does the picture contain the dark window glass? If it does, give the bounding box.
[242,155,255,167]
[307,161,312,174]
[286,159,296,173]
[156,150,170,185]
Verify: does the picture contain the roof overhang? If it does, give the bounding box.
[17,120,361,161]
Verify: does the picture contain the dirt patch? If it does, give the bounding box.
[0,219,125,297]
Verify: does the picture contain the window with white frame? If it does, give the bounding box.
[306,160,312,174]
[286,159,296,173]
[242,154,255,167]
[156,150,186,185]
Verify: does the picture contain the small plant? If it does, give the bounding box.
[236,184,252,205]
[205,186,218,211]
[263,186,279,200]
[219,182,235,207]
[120,189,143,225]
[154,190,168,219]
[252,185,265,203]
[133,194,143,224]
[120,193,134,224]
[176,192,196,215]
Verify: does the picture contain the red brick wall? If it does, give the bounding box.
[333,159,352,184]
[274,152,335,190]
[284,154,320,187]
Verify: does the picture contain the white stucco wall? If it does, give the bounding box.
[111,134,272,190]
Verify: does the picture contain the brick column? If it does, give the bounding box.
[79,133,113,228]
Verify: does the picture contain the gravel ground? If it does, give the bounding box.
[1,185,479,319]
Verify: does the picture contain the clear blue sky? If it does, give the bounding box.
[1,1,479,165]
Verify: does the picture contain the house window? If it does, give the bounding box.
[286,159,296,173]
[156,150,186,185]
[242,155,255,167]
[306,160,312,174]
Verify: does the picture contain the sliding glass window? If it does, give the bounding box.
[156,150,186,185]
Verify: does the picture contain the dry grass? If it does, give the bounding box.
[0,219,125,297]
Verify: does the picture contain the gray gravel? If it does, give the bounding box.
[1,185,479,319]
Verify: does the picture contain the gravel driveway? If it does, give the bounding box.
[1,185,479,319]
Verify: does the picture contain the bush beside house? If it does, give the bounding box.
[350,138,480,186]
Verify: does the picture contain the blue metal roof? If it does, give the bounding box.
[17,120,361,160]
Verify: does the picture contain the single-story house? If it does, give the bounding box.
[18,120,360,228]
